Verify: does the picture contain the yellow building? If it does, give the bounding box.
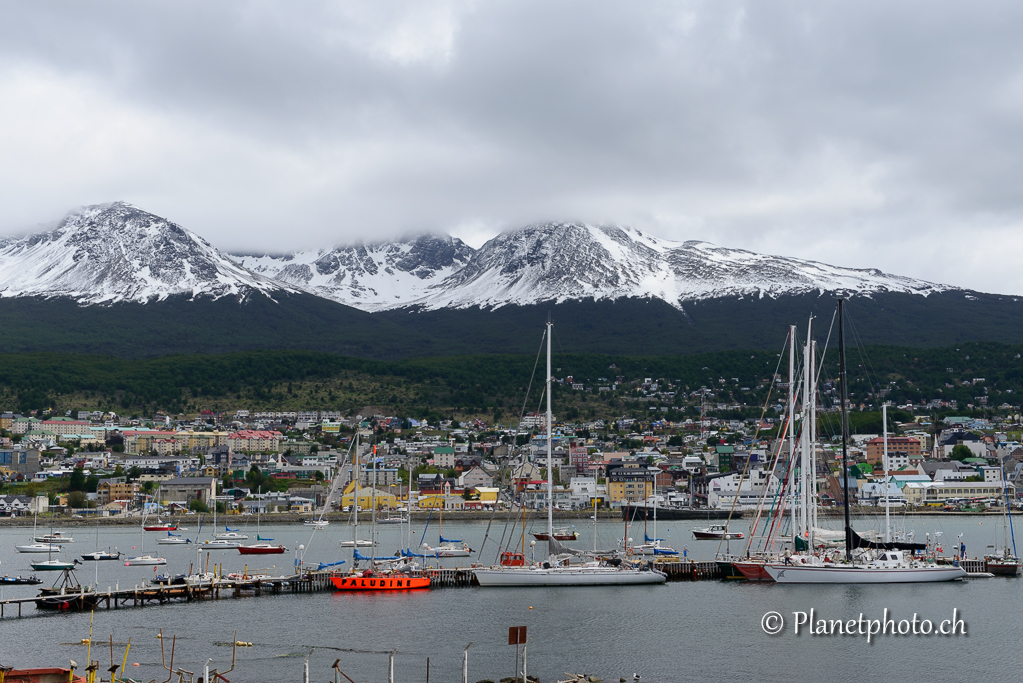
[341,481,398,510]
[606,464,654,503]
[417,494,465,510]
[474,487,500,504]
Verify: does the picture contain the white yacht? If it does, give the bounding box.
[473,320,666,588]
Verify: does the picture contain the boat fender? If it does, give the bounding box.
[543,562,551,569]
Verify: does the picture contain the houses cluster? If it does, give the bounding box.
[3,389,1023,519]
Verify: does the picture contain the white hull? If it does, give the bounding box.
[201,541,240,550]
[339,540,376,547]
[474,566,667,586]
[157,538,189,545]
[215,533,248,540]
[125,555,167,566]
[16,544,62,553]
[764,564,967,583]
[35,535,73,543]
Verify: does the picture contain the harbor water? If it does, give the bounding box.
[0,513,1019,682]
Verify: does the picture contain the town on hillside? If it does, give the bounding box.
[1,383,1021,517]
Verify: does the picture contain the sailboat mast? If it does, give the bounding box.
[546,316,554,539]
[788,325,797,548]
[810,339,818,537]
[353,432,359,545]
[883,403,890,542]
[802,318,813,550]
[838,298,852,561]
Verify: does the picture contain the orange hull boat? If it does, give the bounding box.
[331,575,430,591]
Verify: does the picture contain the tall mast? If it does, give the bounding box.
[353,432,359,546]
[802,318,813,550]
[546,316,554,540]
[810,338,818,538]
[883,403,890,543]
[838,298,852,561]
[788,325,797,548]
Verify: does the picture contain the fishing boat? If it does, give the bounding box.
[34,532,73,544]
[532,528,578,541]
[143,520,177,531]
[762,301,966,584]
[80,550,122,561]
[16,543,62,553]
[692,525,744,540]
[474,319,667,588]
[157,532,191,545]
[0,575,42,585]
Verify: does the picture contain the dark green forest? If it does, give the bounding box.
[2,341,1021,421]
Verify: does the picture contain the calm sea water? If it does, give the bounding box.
[0,513,1018,682]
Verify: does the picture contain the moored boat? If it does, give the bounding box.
[692,524,744,540]
[80,550,121,561]
[143,520,177,531]
[30,559,78,571]
[532,528,579,541]
[16,543,62,554]
[238,543,287,555]
[331,570,430,591]
[34,532,73,544]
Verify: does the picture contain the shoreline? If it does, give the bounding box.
[0,507,1005,527]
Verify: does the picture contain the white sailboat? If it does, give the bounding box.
[340,434,377,548]
[474,318,666,587]
[200,498,239,549]
[763,300,965,584]
[124,507,167,566]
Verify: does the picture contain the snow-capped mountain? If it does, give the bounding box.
[232,234,474,312]
[0,202,291,304]
[0,204,956,311]
[412,222,953,311]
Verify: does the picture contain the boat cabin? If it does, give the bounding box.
[500,551,525,566]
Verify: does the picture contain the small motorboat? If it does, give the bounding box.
[30,559,79,571]
[238,543,287,555]
[0,575,43,585]
[80,550,122,561]
[124,555,167,566]
[34,532,73,544]
[692,524,744,540]
[157,532,191,545]
[16,543,62,554]
[304,519,329,528]
[421,543,473,558]
[339,539,376,548]
[532,528,579,541]
[215,531,249,540]
[143,521,178,531]
[201,540,240,550]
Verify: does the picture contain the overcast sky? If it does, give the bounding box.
[1,1,1022,294]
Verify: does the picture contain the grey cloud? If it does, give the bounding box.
[1,1,1022,293]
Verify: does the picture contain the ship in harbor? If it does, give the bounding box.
[620,502,738,521]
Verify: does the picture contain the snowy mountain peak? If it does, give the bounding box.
[408,221,954,311]
[0,202,289,304]
[232,233,474,312]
